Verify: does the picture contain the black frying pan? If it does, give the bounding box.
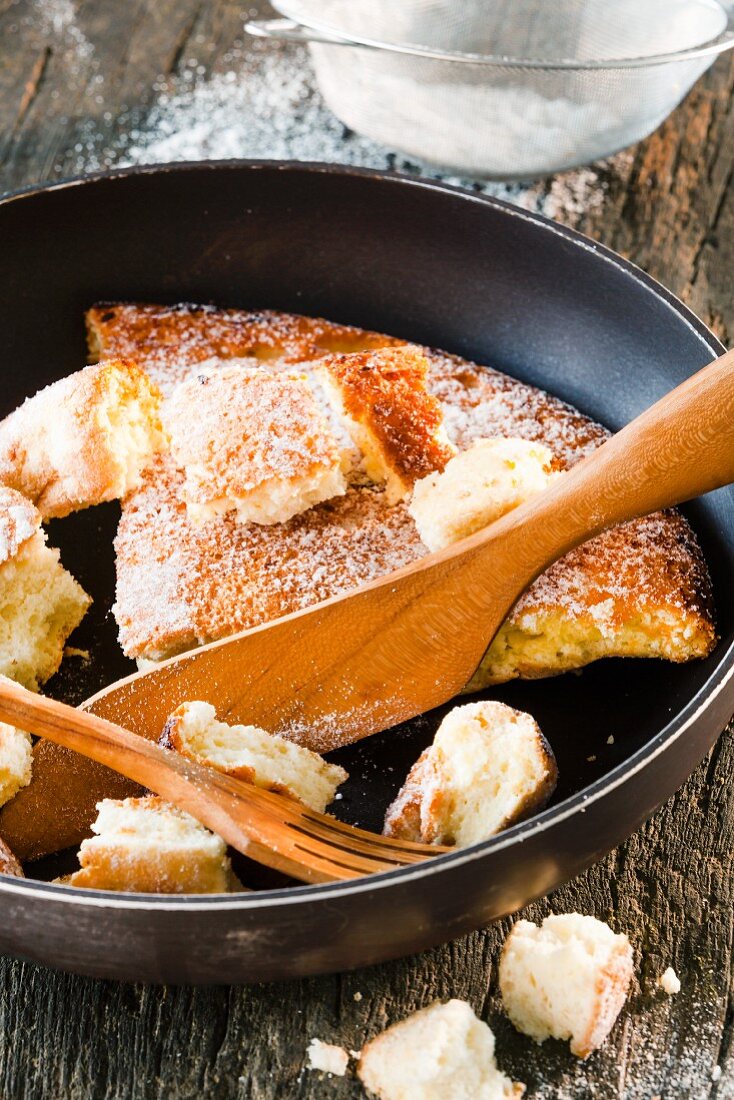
[0,162,731,984]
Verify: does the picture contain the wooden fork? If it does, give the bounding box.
[1,348,734,883]
[0,677,448,883]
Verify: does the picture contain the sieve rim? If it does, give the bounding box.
[273,0,734,70]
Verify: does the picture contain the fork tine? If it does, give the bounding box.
[287,834,418,877]
[219,771,446,859]
[228,778,447,863]
[287,816,444,862]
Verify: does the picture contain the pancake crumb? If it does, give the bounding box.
[306,1039,349,1077]
[658,967,681,995]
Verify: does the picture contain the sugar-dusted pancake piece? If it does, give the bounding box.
[0,359,164,520]
[0,487,90,690]
[66,795,237,894]
[162,701,347,813]
[114,454,423,665]
[384,701,557,847]
[318,346,456,503]
[166,365,347,525]
[101,306,714,692]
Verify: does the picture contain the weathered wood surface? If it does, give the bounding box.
[1,1,734,1096]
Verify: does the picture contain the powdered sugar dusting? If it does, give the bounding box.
[71,43,625,224]
[166,365,343,506]
[114,453,424,669]
[0,488,40,565]
[32,0,93,61]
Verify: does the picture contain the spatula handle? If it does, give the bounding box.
[469,346,734,593]
[551,346,734,524]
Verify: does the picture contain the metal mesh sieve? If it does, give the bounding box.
[247,0,734,179]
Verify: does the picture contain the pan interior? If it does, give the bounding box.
[1,164,731,894]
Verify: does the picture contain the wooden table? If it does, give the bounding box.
[2,2,734,1096]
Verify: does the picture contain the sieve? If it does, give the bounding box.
[246,0,734,179]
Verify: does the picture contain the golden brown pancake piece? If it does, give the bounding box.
[96,306,714,692]
[86,303,401,395]
[66,795,236,894]
[318,346,456,501]
[0,358,164,519]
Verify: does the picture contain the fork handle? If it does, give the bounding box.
[465,346,734,602]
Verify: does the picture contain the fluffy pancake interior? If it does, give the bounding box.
[0,531,90,691]
[0,722,32,809]
[164,701,347,813]
[409,436,556,552]
[68,795,233,894]
[385,701,557,847]
[97,368,166,494]
[499,914,634,1059]
[357,999,524,1099]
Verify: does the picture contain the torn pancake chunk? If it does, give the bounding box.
[499,913,634,1059]
[384,701,556,847]
[0,488,90,689]
[409,437,556,551]
[165,365,347,525]
[0,359,164,519]
[0,722,32,809]
[67,795,235,894]
[357,999,525,1099]
[318,346,455,503]
[162,701,347,813]
[103,307,716,687]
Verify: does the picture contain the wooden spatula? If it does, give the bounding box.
[1,348,733,867]
[84,347,734,742]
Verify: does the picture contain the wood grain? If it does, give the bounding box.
[1,1,734,1096]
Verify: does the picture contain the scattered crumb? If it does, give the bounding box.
[63,646,90,660]
[658,967,681,995]
[353,991,363,1002]
[587,755,597,763]
[306,1038,349,1077]
[607,735,615,745]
